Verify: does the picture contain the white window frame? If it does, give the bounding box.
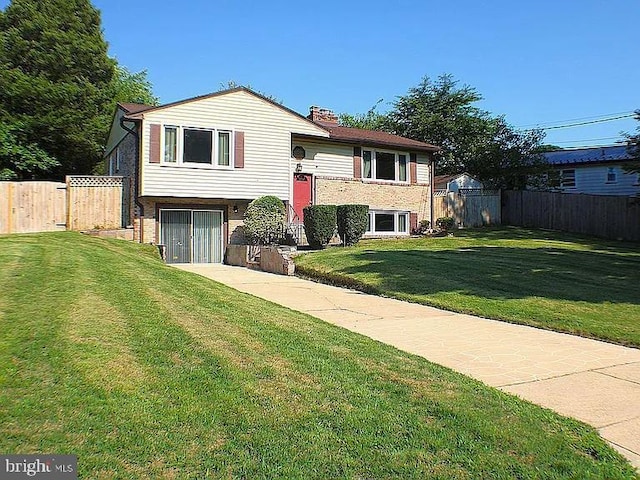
[160,125,234,169]
[606,167,617,184]
[362,148,409,183]
[560,169,576,189]
[365,210,410,236]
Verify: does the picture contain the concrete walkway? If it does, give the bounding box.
[176,264,640,468]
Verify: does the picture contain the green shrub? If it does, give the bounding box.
[303,205,337,249]
[243,196,286,245]
[436,216,455,232]
[336,204,369,246]
[412,219,431,235]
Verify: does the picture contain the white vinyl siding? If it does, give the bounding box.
[141,90,329,200]
[565,165,640,196]
[291,141,354,178]
[416,154,431,184]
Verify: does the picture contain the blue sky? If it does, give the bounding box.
[2,0,639,147]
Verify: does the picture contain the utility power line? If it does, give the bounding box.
[553,136,625,145]
[540,114,634,131]
[517,111,635,129]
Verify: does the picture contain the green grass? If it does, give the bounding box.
[0,232,637,479]
[294,227,640,348]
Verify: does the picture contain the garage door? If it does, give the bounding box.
[160,209,223,264]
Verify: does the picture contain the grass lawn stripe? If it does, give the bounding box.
[0,232,636,478]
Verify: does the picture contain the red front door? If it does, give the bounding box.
[292,173,312,222]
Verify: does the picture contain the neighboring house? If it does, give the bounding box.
[104,87,439,263]
[544,145,640,196]
[433,172,483,193]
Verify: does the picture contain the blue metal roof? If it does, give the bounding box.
[544,145,635,166]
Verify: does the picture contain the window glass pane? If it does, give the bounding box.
[218,132,230,166]
[398,154,407,181]
[607,167,616,183]
[376,151,395,180]
[164,127,177,162]
[398,213,408,233]
[561,169,575,188]
[363,150,372,178]
[184,129,212,163]
[366,212,372,232]
[374,213,395,232]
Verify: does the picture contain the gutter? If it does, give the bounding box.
[119,115,144,239]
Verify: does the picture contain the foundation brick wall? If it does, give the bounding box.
[315,178,431,222]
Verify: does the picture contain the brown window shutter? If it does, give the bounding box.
[234,131,245,168]
[409,153,418,184]
[149,124,161,163]
[353,146,362,179]
[410,213,418,233]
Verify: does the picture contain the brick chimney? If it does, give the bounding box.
[308,106,338,124]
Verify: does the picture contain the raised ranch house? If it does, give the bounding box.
[544,145,640,196]
[104,87,439,263]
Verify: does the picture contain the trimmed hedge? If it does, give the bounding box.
[244,196,286,245]
[337,204,369,246]
[303,205,337,249]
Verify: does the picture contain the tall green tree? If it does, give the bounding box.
[340,74,548,188]
[623,110,640,174]
[0,121,59,180]
[0,0,115,178]
[110,65,159,106]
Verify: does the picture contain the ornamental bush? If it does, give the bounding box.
[303,205,337,249]
[336,204,369,246]
[436,216,456,232]
[243,196,286,244]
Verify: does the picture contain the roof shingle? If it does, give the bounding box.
[314,121,439,152]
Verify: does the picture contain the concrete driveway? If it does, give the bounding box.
[176,264,640,468]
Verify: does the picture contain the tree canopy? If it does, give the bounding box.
[623,110,640,174]
[0,0,157,180]
[340,74,548,189]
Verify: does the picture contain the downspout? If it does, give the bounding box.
[119,116,144,241]
[430,152,436,230]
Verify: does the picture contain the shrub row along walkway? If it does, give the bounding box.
[176,263,640,469]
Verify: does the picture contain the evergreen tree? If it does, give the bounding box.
[0,0,115,178]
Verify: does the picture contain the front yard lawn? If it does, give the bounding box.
[294,227,640,348]
[0,232,636,478]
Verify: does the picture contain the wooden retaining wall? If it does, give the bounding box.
[502,190,640,242]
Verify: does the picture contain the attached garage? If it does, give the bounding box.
[159,209,224,264]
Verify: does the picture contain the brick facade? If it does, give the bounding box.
[315,177,431,224]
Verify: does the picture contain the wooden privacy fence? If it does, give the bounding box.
[0,181,66,234]
[67,176,129,231]
[502,190,640,242]
[433,190,501,228]
[1,177,129,235]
